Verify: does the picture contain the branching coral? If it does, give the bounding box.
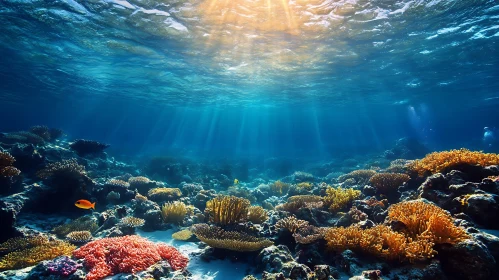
[369,173,410,193]
[172,229,193,241]
[0,236,48,253]
[191,223,273,252]
[293,226,327,244]
[0,152,20,177]
[52,216,98,237]
[325,225,435,262]
[148,187,182,202]
[388,200,469,244]
[247,206,268,224]
[270,180,290,196]
[0,237,76,270]
[275,216,309,234]
[337,170,377,185]
[119,216,145,228]
[72,235,188,280]
[105,179,130,188]
[161,201,188,224]
[36,159,86,179]
[205,195,250,225]
[409,148,499,176]
[323,186,361,212]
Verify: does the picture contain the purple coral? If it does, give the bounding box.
[45,256,82,276]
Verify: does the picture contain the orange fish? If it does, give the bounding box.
[75,199,95,210]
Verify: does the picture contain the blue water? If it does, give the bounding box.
[1,0,499,160]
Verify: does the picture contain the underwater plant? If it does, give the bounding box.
[191,223,273,252]
[161,201,188,224]
[323,186,361,212]
[247,206,268,224]
[72,235,188,280]
[205,195,250,225]
[0,236,76,271]
[369,173,410,194]
[0,151,20,177]
[409,148,499,176]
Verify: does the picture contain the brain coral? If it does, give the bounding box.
[72,235,188,280]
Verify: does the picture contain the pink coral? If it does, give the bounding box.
[72,235,188,280]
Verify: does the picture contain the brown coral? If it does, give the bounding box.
[66,231,93,243]
[119,216,145,228]
[52,216,98,237]
[293,226,327,244]
[205,195,250,225]
[148,187,182,202]
[0,152,20,177]
[276,195,323,213]
[36,159,86,179]
[409,148,499,176]
[270,180,290,196]
[337,169,377,185]
[369,173,410,194]
[275,216,309,234]
[161,201,188,224]
[105,179,130,188]
[247,206,268,224]
[191,224,273,252]
[388,200,469,244]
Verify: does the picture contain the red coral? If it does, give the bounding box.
[72,235,188,280]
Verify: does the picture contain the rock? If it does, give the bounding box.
[334,250,363,276]
[257,245,294,273]
[439,239,497,280]
[281,262,311,279]
[464,193,499,228]
[0,193,29,242]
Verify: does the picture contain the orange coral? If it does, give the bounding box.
[205,195,250,225]
[409,148,499,176]
[388,200,469,244]
[369,173,410,193]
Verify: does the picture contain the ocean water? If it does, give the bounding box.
[1,0,499,280]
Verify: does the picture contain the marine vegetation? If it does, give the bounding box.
[408,148,499,176]
[161,201,188,224]
[72,235,188,280]
[191,223,273,252]
[0,236,76,270]
[323,186,361,212]
[369,173,410,194]
[0,151,20,177]
[205,195,250,225]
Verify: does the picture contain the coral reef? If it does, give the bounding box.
[409,148,499,176]
[275,216,309,234]
[337,170,377,185]
[172,229,193,241]
[205,195,250,225]
[191,223,273,251]
[66,231,93,243]
[27,255,82,278]
[0,151,21,177]
[161,201,188,224]
[247,206,268,224]
[323,186,361,212]
[270,180,290,196]
[119,216,146,228]
[0,236,76,270]
[72,235,188,280]
[148,187,182,202]
[369,172,410,194]
[52,216,98,237]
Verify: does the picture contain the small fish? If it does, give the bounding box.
[75,199,95,210]
[234,179,239,185]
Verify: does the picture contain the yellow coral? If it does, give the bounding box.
[0,236,47,253]
[270,180,290,196]
[0,238,75,270]
[205,195,250,225]
[161,201,188,224]
[323,186,361,212]
[409,148,499,176]
[388,200,469,244]
[296,182,313,190]
[369,173,410,193]
[191,223,273,252]
[172,229,193,241]
[247,206,268,224]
